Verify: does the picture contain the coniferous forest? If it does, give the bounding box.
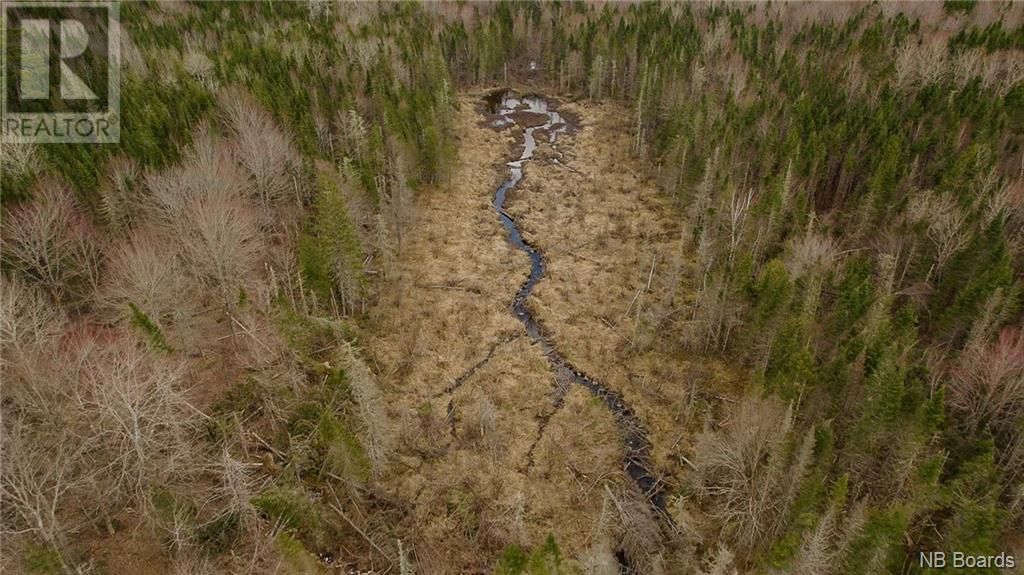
[1,2,1023,574]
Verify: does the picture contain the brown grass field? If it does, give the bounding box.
[365,92,743,572]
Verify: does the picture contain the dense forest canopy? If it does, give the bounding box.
[1,1,1022,573]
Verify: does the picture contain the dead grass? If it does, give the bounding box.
[367,92,742,571]
[81,515,171,575]
[506,99,743,492]
[367,93,637,571]
[367,94,526,400]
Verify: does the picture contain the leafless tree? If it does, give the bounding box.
[703,20,728,59]
[145,123,246,226]
[2,180,101,300]
[335,108,369,163]
[183,44,217,91]
[0,274,66,362]
[725,186,754,268]
[578,540,620,575]
[81,340,197,507]
[788,506,836,575]
[0,280,76,490]
[834,499,869,566]
[693,395,811,554]
[342,343,392,473]
[700,545,735,575]
[894,40,946,90]
[998,430,1024,503]
[312,106,332,157]
[862,251,900,340]
[688,148,719,228]
[0,423,86,560]
[785,228,838,315]
[115,21,146,76]
[0,140,40,182]
[397,538,415,575]
[98,156,142,234]
[603,486,663,573]
[907,190,969,280]
[723,53,750,103]
[380,144,415,260]
[172,550,215,575]
[100,229,195,339]
[563,50,584,91]
[588,54,605,99]
[965,287,1016,354]
[177,196,262,307]
[947,327,1024,435]
[469,391,501,458]
[207,447,262,532]
[0,294,79,447]
[785,229,838,281]
[685,271,740,352]
[950,47,1024,97]
[220,88,300,213]
[984,176,1021,225]
[1008,480,1024,530]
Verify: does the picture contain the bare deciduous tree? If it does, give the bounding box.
[685,271,739,352]
[785,229,838,315]
[2,181,101,300]
[693,395,811,554]
[907,190,969,280]
[98,156,142,234]
[0,278,73,453]
[835,499,869,565]
[603,486,663,573]
[785,229,838,281]
[947,327,1024,435]
[0,423,86,558]
[701,545,734,575]
[381,143,415,260]
[965,287,1016,354]
[343,343,392,473]
[894,40,946,90]
[220,88,300,212]
[208,447,262,533]
[469,391,501,457]
[177,196,262,307]
[335,109,369,163]
[0,274,66,361]
[578,540,620,575]
[688,148,719,229]
[183,44,217,91]
[998,425,1024,489]
[725,186,754,268]
[82,340,196,506]
[101,230,194,339]
[0,140,40,181]
[145,123,246,226]
[788,506,836,575]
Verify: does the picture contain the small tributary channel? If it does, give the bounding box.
[485,90,666,511]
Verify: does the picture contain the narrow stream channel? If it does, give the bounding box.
[487,90,666,511]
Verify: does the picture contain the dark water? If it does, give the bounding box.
[488,91,665,509]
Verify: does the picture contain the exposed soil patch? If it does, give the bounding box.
[508,110,549,128]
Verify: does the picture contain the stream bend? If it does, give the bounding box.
[487,91,665,509]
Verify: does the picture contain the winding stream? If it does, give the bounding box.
[487,91,665,509]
